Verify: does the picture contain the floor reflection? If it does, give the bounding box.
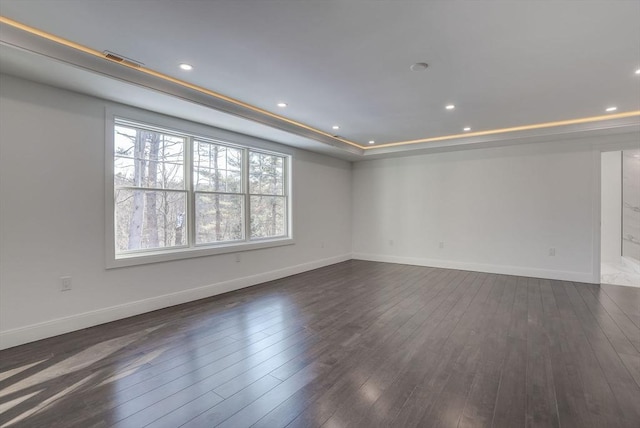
[1,261,638,427]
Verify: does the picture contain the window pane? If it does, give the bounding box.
[249,152,284,195]
[114,125,185,190]
[194,141,243,193]
[115,189,187,253]
[250,196,286,239]
[196,194,244,244]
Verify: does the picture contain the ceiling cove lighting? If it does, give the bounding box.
[2,17,639,152]
[371,111,640,149]
[277,102,288,108]
[0,17,364,150]
[445,104,455,110]
[179,63,193,71]
[605,107,618,112]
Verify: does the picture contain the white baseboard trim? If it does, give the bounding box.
[352,253,596,284]
[0,254,352,350]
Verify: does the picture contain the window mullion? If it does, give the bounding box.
[285,156,290,237]
[187,136,195,248]
[244,148,250,242]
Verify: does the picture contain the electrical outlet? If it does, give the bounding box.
[549,248,556,256]
[60,276,72,292]
[235,253,241,263]
[439,242,445,249]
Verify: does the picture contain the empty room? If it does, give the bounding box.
[1,1,639,427]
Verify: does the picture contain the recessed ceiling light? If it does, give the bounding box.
[605,106,618,112]
[277,102,288,108]
[635,68,640,75]
[445,104,455,110]
[179,63,193,71]
[410,62,429,72]
[332,125,340,130]
[463,127,471,132]
[368,140,375,145]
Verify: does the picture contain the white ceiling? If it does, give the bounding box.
[0,0,639,156]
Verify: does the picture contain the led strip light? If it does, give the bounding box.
[0,15,363,150]
[1,15,638,151]
[373,111,640,149]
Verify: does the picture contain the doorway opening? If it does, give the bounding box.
[600,150,640,287]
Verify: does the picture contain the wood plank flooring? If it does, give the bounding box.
[0,260,639,427]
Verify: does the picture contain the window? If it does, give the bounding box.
[193,141,244,244]
[114,124,187,253]
[249,152,287,239]
[109,116,292,267]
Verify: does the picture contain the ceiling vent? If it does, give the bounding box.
[103,51,143,68]
[410,62,429,72]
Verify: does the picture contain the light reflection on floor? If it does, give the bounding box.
[0,361,47,384]
[0,326,168,427]
[2,372,99,427]
[0,283,381,427]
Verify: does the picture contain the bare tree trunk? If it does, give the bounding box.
[214,145,221,240]
[162,193,168,247]
[161,142,169,247]
[144,132,160,247]
[128,132,147,249]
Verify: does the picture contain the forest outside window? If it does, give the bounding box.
[111,118,291,264]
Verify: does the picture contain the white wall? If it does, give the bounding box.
[601,151,621,263]
[0,75,352,349]
[352,137,636,283]
[2,73,638,350]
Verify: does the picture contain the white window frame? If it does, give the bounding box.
[105,107,294,269]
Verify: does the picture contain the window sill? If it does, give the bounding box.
[106,237,294,269]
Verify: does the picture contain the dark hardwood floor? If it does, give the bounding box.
[1,260,639,427]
